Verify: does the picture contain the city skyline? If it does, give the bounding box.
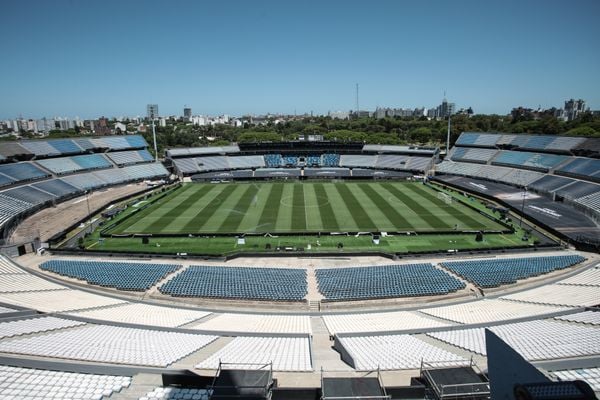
[1,0,599,119]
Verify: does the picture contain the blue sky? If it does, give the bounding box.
[1,0,599,119]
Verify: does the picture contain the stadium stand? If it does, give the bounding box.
[40,260,181,292]
[500,283,600,307]
[92,135,148,151]
[0,324,218,367]
[30,179,80,199]
[195,336,312,371]
[305,155,321,166]
[166,145,240,158]
[0,289,126,312]
[439,255,585,288]
[0,365,131,400]
[227,155,266,169]
[159,266,307,301]
[0,142,32,159]
[552,368,600,393]
[0,162,50,184]
[406,156,433,171]
[449,147,498,163]
[420,299,569,324]
[264,154,283,167]
[339,154,378,168]
[338,334,466,371]
[436,161,546,187]
[351,169,411,178]
[554,310,600,325]
[555,157,600,183]
[315,264,465,301]
[0,273,66,293]
[105,149,154,166]
[557,265,600,286]
[189,313,311,334]
[455,132,501,148]
[140,387,213,400]
[35,154,112,175]
[323,311,450,335]
[374,154,409,169]
[283,155,298,166]
[0,316,85,339]
[321,153,340,166]
[69,303,211,328]
[491,150,568,172]
[428,319,600,360]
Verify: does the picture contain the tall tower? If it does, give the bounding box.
[183,106,192,119]
[147,104,159,120]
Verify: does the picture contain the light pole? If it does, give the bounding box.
[85,190,92,234]
[519,187,527,228]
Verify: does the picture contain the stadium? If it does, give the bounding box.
[0,132,599,399]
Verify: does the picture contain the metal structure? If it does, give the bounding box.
[420,359,490,400]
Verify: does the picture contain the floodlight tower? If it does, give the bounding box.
[147,104,159,161]
[355,83,359,118]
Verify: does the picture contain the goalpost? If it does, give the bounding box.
[437,192,453,205]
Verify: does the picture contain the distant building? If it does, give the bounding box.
[159,118,167,127]
[564,98,586,121]
[147,104,159,120]
[114,122,127,134]
[94,117,111,135]
[328,110,350,119]
[437,98,455,118]
[183,107,192,119]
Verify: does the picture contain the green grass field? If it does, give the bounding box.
[106,181,506,235]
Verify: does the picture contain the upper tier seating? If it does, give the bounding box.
[36,154,113,175]
[283,155,298,166]
[552,368,600,393]
[450,147,498,163]
[0,162,50,185]
[554,310,600,325]
[92,135,148,150]
[0,142,32,158]
[491,150,568,172]
[106,149,154,166]
[306,155,321,166]
[440,255,585,288]
[40,260,181,291]
[159,265,307,301]
[555,157,600,183]
[315,264,465,301]
[456,132,501,148]
[454,132,589,153]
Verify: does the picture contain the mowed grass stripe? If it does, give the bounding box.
[382,183,453,229]
[291,184,307,231]
[181,185,238,232]
[333,184,377,231]
[257,183,284,231]
[304,184,325,231]
[313,184,339,231]
[359,184,414,230]
[218,184,260,232]
[142,185,217,233]
[405,184,490,229]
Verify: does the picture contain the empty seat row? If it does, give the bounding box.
[440,255,585,288]
[40,260,181,291]
[316,264,465,301]
[159,265,307,301]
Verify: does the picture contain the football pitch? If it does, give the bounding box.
[107,181,506,235]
